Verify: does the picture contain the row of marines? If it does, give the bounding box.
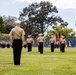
[0,34,66,53]
[25,34,66,54]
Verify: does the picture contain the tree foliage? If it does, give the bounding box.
[2,16,17,34]
[5,25,14,34]
[19,1,64,36]
[61,21,68,28]
[47,26,76,38]
[0,16,6,33]
[3,16,17,26]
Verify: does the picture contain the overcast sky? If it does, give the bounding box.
[0,0,76,31]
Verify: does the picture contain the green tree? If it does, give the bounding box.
[21,20,41,37]
[61,21,68,28]
[46,26,76,38]
[0,16,6,33]
[19,1,63,35]
[2,16,17,34]
[3,16,17,26]
[5,25,14,34]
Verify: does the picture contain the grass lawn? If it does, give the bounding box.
[0,47,76,75]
